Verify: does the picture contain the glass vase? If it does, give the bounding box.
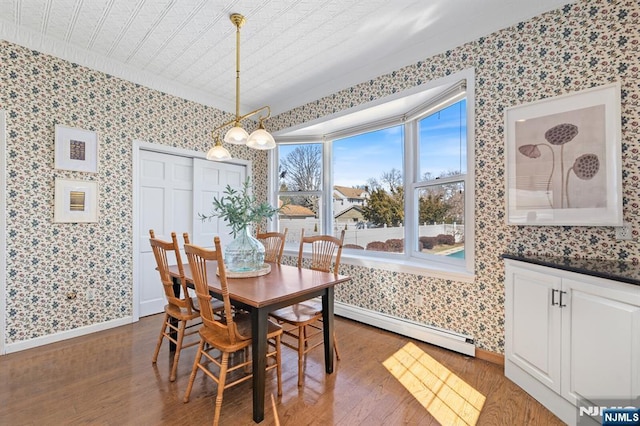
[223,227,265,273]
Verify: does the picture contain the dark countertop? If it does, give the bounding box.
[502,253,640,287]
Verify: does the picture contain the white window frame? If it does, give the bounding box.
[274,140,325,235]
[271,69,475,282]
[407,83,469,270]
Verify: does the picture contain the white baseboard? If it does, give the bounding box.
[5,304,476,357]
[335,302,475,356]
[4,316,133,354]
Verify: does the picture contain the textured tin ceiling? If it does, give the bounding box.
[0,0,572,115]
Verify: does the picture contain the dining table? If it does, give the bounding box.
[167,262,351,423]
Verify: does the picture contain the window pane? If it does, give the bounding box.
[278,143,323,236]
[419,99,467,181]
[278,143,323,191]
[417,181,465,258]
[333,125,404,253]
[278,195,321,240]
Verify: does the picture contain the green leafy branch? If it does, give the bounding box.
[198,176,284,238]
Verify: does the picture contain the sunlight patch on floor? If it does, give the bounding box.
[383,342,485,425]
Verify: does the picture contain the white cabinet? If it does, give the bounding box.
[506,266,562,392]
[505,259,640,425]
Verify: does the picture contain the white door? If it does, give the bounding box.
[192,157,246,248]
[138,151,194,317]
[137,150,247,317]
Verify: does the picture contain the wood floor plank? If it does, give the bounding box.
[0,314,564,425]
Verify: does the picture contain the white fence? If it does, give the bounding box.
[278,218,464,248]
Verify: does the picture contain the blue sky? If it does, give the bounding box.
[419,99,467,178]
[279,99,466,189]
[333,126,404,188]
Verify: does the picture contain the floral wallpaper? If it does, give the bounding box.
[0,44,269,344]
[1,0,639,353]
[272,0,640,353]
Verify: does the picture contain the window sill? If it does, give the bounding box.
[283,247,475,283]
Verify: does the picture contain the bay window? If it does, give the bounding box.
[273,71,474,277]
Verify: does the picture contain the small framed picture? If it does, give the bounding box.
[505,82,622,226]
[55,125,99,173]
[54,178,99,223]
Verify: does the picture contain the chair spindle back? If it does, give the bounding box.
[149,230,195,314]
[257,228,288,264]
[297,229,345,274]
[184,237,243,344]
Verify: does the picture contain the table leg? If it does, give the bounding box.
[251,307,268,423]
[169,277,182,352]
[322,286,335,374]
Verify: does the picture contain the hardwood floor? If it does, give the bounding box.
[0,315,564,425]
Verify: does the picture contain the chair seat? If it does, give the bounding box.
[191,296,225,313]
[303,298,322,311]
[270,301,322,325]
[199,315,282,352]
[232,313,283,341]
[198,324,252,353]
[165,303,201,321]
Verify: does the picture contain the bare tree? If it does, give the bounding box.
[381,168,402,191]
[280,145,322,191]
[421,171,435,181]
[365,178,381,192]
[279,145,322,212]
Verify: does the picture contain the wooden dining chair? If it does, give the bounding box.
[269,229,345,387]
[182,232,226,315]
[256,227,288,264]
[183,238,283,426]
[149,229,202,382]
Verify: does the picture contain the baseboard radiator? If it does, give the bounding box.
[335,302,476,357]
[3,305,476,356]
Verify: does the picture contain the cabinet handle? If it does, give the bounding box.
[559,290,567,308]
[551,289,559,306]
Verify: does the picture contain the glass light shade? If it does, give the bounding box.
[206,144,231,161]
[246,128,276,150]
[224,126,249,145]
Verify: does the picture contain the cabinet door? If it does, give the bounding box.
[562,277,640,405]
[505,263,562,393]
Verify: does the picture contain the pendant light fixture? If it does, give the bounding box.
[207,13,275,161]
[206,135,232,161]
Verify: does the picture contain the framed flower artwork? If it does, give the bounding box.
[505,82,623,226]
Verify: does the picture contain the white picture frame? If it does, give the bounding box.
[54,178,98,223]
[54,125,99,173]
[505,82,622,226]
